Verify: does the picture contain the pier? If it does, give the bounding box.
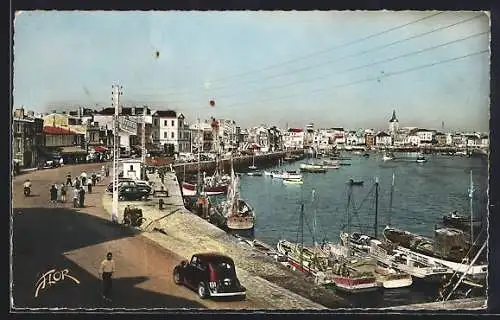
[172,150,304,175]
[101,170,351,309]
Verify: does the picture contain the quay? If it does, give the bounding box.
[172,150,304,175]
[386,298,486,310]
[101,169,351,309]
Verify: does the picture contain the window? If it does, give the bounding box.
[164,120,167,126]
[164,132,167,139]
[130,165,133,171]
[171,120,175,126]
[171,132,175,139]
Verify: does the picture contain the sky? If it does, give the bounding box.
[13,11,490,131]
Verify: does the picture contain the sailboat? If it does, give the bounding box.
[276,197,331,278]
[382,171,487,281]
[182,150,229,196]
[321,184,379,293]
[225,156,256,232]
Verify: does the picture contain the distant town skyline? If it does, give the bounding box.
[13,11,490,132]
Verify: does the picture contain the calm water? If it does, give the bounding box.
[237,152,488,308]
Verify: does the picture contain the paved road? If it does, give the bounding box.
[12,163,257,309]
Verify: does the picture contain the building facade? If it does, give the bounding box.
[13,108,44,168]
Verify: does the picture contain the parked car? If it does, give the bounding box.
[107,180,152,194]
[173,253,246,299]
[118,186,150,201]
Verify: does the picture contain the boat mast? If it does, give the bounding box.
[374,177,379,239]
[469,170,474,243]
[388,172,395,226]
[196,119,201,195]
[443,240,486,301]
[312,189,317,247]
[346,183,352,257]
[299,203,304,270]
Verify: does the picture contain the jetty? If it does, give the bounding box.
[386,297,486,310]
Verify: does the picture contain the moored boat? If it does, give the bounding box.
[283,178,303,185]
[416,154,427,163]
[247,171,263,176]
[443,211,482,230]
[382,152,395,161]
[182,181,228,196]
[347,179,364,186]
[225,158,256,232]
[299,163,327,173]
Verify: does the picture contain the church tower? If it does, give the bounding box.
[388,110,399,146]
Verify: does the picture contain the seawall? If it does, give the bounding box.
[101,170,351,309]
[172,150,304,175]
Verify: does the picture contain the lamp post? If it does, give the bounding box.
[111,84,123,223]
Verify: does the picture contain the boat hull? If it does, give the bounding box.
[227,217,254,231]
[182,183,228,196]
[327,276,379,293]
[379,275,413,289]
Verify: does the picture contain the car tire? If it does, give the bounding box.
[197,282,209,299]
[173,268,182,285]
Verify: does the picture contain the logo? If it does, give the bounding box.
[34,269,80,298]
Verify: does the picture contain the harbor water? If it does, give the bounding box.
[236,152,488,308]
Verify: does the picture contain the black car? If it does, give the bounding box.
[118,186,150,201]
[107,181,152,194]
[173,253,246,299]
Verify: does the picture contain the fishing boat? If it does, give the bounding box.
[383,170,487,281]
[276,239,330,276]
[299,163,327,173]
[347,179,364,186]
[416,154,427,163]
[374,261,413,289]
[383,226,487,280]
[283,178,303,185]
[443,211,482,230]
[181,181,228,196]
[382,152,395,161]
[225,158,255,232]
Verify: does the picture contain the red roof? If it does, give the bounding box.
[43,126,78,135]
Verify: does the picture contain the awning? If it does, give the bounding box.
[60,146,88,154]
[94,146,108,153]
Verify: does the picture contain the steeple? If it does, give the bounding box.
[389,110,398,123]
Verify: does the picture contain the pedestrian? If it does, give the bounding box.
[59,157,64,167]
[73,187,80,208]
[56,184,61,202]
[79,187,86,208]
[60,183,67,203]
[81,172,87,186]
[87,178,93,194]
[99,252,116,301]
[66,172,72,186]
[105,166,109,177]
[101,165,105,178]
[92,173,97,186]
[74,177,81,189]
[50,184,57,203]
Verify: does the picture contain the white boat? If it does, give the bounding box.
[247,171,263,176]
[382,153,394,161]
[416,154,427,163]
[264,170,273,176]
[283,178,303,185]
[374,263,413,289]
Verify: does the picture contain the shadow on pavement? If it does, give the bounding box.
[12,207,204,309]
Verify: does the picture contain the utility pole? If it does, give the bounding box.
[141,108,146,164]
[111,84,123,223]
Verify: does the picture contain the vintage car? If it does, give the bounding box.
[173,253,246,299]
[118,186,150,201]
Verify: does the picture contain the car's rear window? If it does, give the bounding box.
[209,260,236,278]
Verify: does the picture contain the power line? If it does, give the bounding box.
[155,12,483,104]
[206,13,484,93]
[210,49,488,110]
[213,30,488,100]
[149,12,444,97]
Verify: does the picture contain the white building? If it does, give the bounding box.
[375,131,392,146]
[283,128,304,150]
[121,159,142,179]
[93,106,154,151]
[404,133,419,146]
[331,127,346,145]
[479,134,489,148]
[313,129,331,151]
[445,133,453,146]
[416,129,435,147]
[153,110,191,153]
